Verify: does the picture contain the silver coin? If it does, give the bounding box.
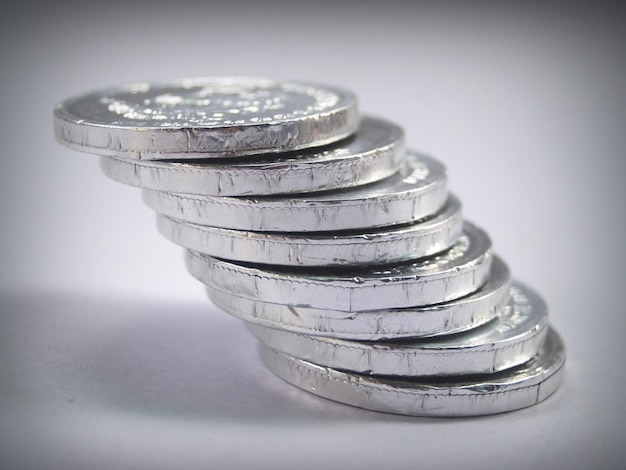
[99,116,404,196]
[206,256,510,339]
[186,221,492,311]
[157,195,463,266]
[247,281,548,376]
[259,327,566,417]
[143,151,448,232]
[54,77,358,160]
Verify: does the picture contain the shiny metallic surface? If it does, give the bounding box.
[143,151,448,232]
[259,327,566,417]
[157,195,463,266]
[206,256,510,339]
[186,222,492,311]
[247,281,548,376]
[98,116,404,196]
[50,72,568,421]
[54,77,358,159]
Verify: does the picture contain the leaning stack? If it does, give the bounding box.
[54,77,565,417]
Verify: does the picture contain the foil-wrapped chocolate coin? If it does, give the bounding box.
[157,195,462,266]
[143,151,447,232]
[206,256,510,339]
[259,327,566,417]
[54,77,358,159]
[248,281,548,376]
[99,116,404,196]
[186,222,492,311]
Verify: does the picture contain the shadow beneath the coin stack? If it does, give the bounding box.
[2,292,443,425]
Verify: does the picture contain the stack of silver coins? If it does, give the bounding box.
[54,77,565,417]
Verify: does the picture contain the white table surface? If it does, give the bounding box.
[1,2,624,468]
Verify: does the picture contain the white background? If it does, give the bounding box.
[1,1,624,468]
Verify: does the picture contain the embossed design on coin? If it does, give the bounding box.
[98,79,339,126]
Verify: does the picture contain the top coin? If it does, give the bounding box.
[53,77,359,160]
